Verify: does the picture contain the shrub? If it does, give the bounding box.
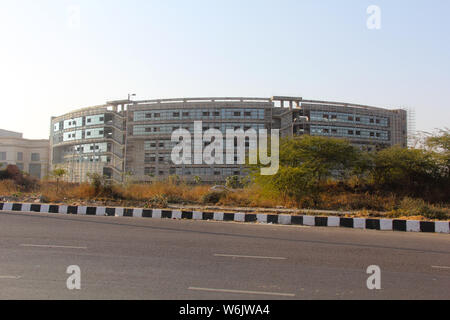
[145,195,168,208]
[201,191,225,204]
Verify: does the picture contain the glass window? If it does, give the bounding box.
[31,153,40,162]
[17,152,23,161]
[0,152,6,161]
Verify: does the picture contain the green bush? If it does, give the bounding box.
[145,195,169,208]
[201,191,225,204]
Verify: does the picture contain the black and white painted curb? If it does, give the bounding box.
[1,202,449,234]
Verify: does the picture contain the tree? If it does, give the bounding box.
[278,135,362,182]
[253,135,363,205]
[371,146,442,195]
[425,128,450,179]
[226,175,245,189]
[51,168,67,193]
[193,175,202,185]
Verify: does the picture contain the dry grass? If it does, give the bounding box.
[0,180,18,195]
[2,179,448,220]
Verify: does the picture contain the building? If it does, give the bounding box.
[50,96,408,183]
[0,129,50,179]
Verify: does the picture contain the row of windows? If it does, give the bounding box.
[72,143,109,154]
[310,126,389,140]
[63,128,107,142]
[144,139,254,151]
[0,151,41,162]
[310,111,389,127]
[133,108,265,122]
[144,167,242,176]
[134,123,266,136]
[66,155,110,163]
[55,114,106,132]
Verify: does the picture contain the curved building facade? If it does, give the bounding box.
[50,96,407,183]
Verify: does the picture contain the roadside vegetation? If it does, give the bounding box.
[0,129,449,220]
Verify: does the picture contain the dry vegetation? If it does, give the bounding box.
[1,178,448,220]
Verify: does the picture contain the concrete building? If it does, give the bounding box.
[0,129,50,179]
[50,96,408,183]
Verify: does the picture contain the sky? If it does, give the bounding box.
[0,0,449,139]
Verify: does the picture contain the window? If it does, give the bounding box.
[245,112,252,117]
[182,112,190,117]
[376,133,380,137]
[99,131,104,135]
[331,129,337,134]
[356,131,361,136]
[173,112,180,117]
[159,142,164,148]
[17,152,23,161]
[99,117,104,121]
[31,153,40,162]
[370,132,375,137]
[233,112,241,117]
[145,113,152,119]
[323,129,329,133]
[203,112,210,117]
[0,152,6,161]
[323,114,329,119]
[348,130,354,135]
[376,119,380,124]
[370,119,374,123]
[356,117,360,122]
[348,116,354,121]
[154,113,160,118]
[87,118,91,123]
[214,111,220,116]
[87,132,91,136]
[145,127,152,132]
[331,115,337,120]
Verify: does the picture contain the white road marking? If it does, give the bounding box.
[20,244,87,250]
[431,266,450,270]
[214,254,287,260]
[188,287,295,297]
[0,276,21,279]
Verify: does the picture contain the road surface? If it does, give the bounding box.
[0,210,449,299]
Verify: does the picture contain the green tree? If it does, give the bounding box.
[371,146,442,195]
[278,135,362,182]
[254,135,363,205]
[225,175,244,189]
[193,175,202,185]
[51,167,67,193]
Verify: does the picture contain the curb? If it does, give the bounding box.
[1,202,449,234]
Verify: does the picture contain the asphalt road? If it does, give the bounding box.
[0,210,449,300]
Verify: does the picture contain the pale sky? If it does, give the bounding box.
[0,0,449,139]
